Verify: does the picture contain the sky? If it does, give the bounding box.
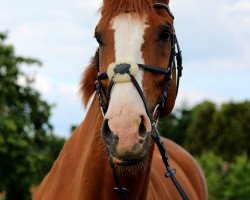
[1,0,249,137]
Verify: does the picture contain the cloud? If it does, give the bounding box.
[187,57,249,71]
[224,1,250,14]
[78,0,102,9]
[176,87,228,108]
[0,0,102,137]
[33,73,84,137]
[172,0,250,64]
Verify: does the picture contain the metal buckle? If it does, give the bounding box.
[95,79,105,117]
[100,107,105,117]
[152,104,160,126]
[165,169,176,177]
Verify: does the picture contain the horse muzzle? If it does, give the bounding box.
[102,113,151,165]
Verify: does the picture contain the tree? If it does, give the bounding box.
[197,152,226,200]
[159,105,192,146]
[210,101,250,161]
[160,100,250,160]
[184,101,217,155]
[198,153,250,200]
[223,154,250,199]
[0,32,65,200]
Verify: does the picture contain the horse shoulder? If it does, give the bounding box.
[149,138,208,200]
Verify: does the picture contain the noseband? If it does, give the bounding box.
[94,3,188,200]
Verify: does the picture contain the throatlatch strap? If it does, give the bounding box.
[129,73,189,200]
[151,125,189,200]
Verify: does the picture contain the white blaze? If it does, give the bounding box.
[112,14,147,65]
[111,14,148,86]
[105,13,148,119]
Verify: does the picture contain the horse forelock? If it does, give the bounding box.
[101,0,153,20]
[101,0,170,21]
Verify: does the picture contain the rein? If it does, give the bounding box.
[94,3,188,200]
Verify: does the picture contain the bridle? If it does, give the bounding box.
[94,2,188,200]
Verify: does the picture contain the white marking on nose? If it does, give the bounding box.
[105,14,151,134]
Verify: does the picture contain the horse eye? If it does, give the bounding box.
[159,27,171,41]
[95,34,103,46]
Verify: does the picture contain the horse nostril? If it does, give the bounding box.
[139,116,147,137]
[102,119,119,148]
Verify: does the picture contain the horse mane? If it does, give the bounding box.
[80,56,97,107]
[101,0,169,20]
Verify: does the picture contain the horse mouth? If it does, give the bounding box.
[112,155,146,166]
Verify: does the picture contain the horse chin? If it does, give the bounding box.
[112,155,146,167]
[111,155,148,175]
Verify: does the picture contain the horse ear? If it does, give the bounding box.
[80,56,97,107]
[160,68,176,117]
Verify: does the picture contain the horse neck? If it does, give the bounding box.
[79,96,155,199]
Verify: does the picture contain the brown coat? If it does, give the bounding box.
[34,97,208,200]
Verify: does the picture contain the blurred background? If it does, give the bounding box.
[0,0,249,199]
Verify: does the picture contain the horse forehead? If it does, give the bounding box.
[111,13,148,30]
[110,13,149,61]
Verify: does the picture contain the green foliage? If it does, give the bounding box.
[160,100,250,199]
[160,100,250,161]
[0,32,65,200]
[159,105,192,145]
[197,153,250,200]
[197,152,226,199]
[33,135,65,184]
[70,124,78,133]
[224,154,250,199]
[210,102,250,161]
[184,101,216,155]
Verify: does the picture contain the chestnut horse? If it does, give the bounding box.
[34,0,208,199]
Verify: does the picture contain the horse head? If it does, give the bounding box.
[82,0,180,167]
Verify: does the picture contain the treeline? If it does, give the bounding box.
[159,100,250,161]
[0,32,65,200]
[159,100,250,199]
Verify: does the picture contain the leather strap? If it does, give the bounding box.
[138,64,169,74]
[153,2,175,19]
[129,74,152,119]
[108,153,129,200]
[104,78,114,113]
[151,125,189,200]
